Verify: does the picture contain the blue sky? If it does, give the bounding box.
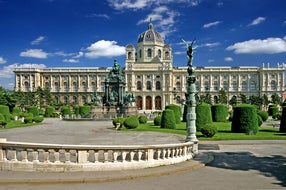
[0,0,286,89]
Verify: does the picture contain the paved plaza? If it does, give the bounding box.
[0,118,285,190]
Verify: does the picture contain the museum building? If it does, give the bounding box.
[14,21,285,111]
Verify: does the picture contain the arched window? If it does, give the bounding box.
[213,81,219,91]
[156,81,161,90]
[147,81,152,90]
[271,80,276,90]
[155,96,162,110]
[147,48,152,58]
[82,96,87,104]
[55,82,60,91]
[158,49,161,58]
[64,82,68,91]
[204,81,209,91]
[136,96,143,110]
[165,51,169,59]
[91,82,96,91]
[64,96,69,104]
[73,96,77,104]
[232,81,237,91]
[24,81,29,91]
[45,82,50,90]
[146,96,152,110]
[250,81,256,91]
[139,49,142,58]
[242,81,247,91]
[82,82,87,91]
[137,81,142,90]
[73,82,77,91]
[223,81,228,90]
[128,52,132,59]
[176,82,181,91]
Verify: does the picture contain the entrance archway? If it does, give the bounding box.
[136,96,142,110]
[155,96,162,110]
[146,96,152,110]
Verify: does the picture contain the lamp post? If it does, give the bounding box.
[183,39,198,143]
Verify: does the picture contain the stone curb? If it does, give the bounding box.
[0,153,213,185]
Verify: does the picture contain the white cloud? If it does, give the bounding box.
[85,40,125,58]
[248,17,266,26]
[31,36,45,45]
[226,36,286,54]
[203,21,222,28]
[224,57,233,62]
[0,63,46,79]
[20,49,48,59]
[202,42,220,48]
[73,52,84,58]
[86,13,110,19]
[0,56,7,64]
[108,0,150,10]
[63,59,79,63]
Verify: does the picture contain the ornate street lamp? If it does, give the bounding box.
[183,39,198,143]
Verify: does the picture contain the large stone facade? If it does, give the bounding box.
[14,22,285,112]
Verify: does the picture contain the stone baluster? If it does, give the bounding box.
[162,149,166,160]
[122,150,127,162]
[138,150,143,161]
[147,148,154,161]
[11,149,17,161]
[157,149,162,160]
[130,151,135,162]
[54,150,60,163]
[94,151,99,162]
[33,149,39,162]
[113,151,118,162]
[22,150,28,162]
[43,150,50,163]
[65,150,71,163]
[104,151,109,163]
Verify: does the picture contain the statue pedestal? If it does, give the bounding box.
[90,105,138,120]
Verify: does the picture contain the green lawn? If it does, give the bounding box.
[121,121,286,141]
[0,120,39,130]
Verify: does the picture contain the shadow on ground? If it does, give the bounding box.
[207,151,286,187]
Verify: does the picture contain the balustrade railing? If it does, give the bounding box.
[0,139,196,172]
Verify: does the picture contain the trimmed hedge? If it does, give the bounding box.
[257,115,263,127]
[280,107,286,132]
[201,123,217,137]
[12,107,22,116]
[196,103,212,132]
[33,116,44,123]
[165,104,182,124]
[79,106,91,116]
[154,116,162,126]
[161,109,176,129]
[112,117,125,128]
[61,106,72,116]
[73,106,80,116]
[45,106,55,117]
[124,115,139,129]
[257,110,268,122]
[231,104,259,134]
[138,115,148,124]
[268,104,279,116]
[211,104,228,122]
[0,105,11,122]
[28,106,39,117]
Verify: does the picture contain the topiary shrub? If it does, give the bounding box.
[124,115,139,129]
[24,117,33,123]
[279,107,286,132]
[112,117,125,128]
[138,115,148,124]
[201,123,217,137]
[231,104,259,135]
[45,106,55,117]
[33,116,44,123]
[257,114,263,127]
[28,106,39,117]
[61,106,72,117]
[79,106,91,116]
[161,109,176,129]
[154,115,162,126]
[73,106,80,116]
[268,104,279,116]
[165,104,182,124]
[257,110,268,122]
[12,107,22,116]
[196,103,212,132]
[0,105,11,122]
[211,104,228,122]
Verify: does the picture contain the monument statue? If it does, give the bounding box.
[182,39,198,143]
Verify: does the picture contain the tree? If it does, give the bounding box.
[200,93,212,105]
[262,94,269,109]
[239,93,247,104]
[218,88,227,104]
[271,93,281,105]
[229,96,237,107]
[248,95,263,109]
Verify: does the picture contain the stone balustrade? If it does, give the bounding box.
[0,138,197,172]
